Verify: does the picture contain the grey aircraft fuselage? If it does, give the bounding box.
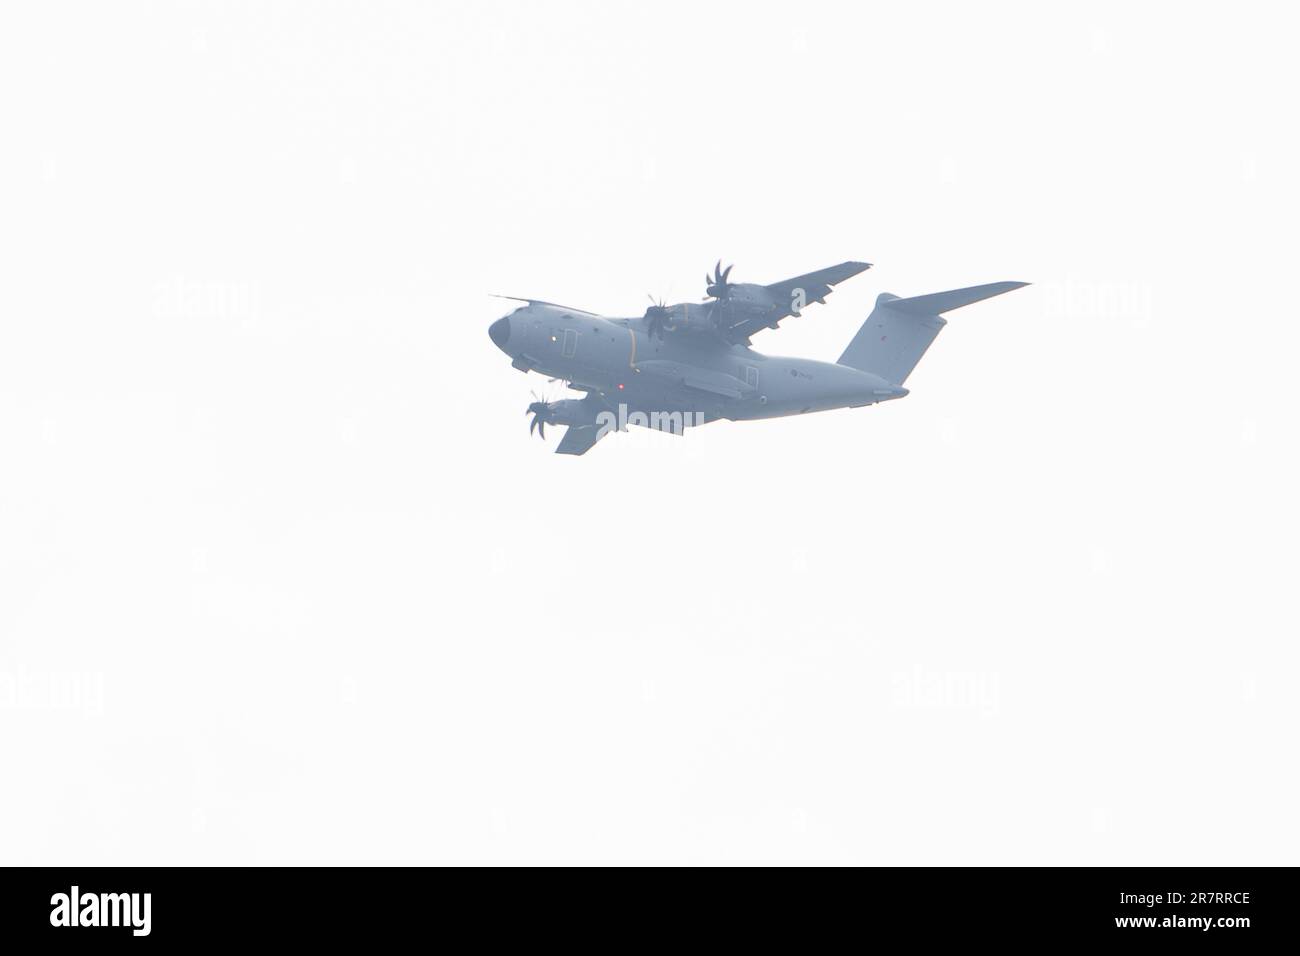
[488,302,905,425]
[488,263,1026,453]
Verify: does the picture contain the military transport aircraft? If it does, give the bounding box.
[488,260,1026,455]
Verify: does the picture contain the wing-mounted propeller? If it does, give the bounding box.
[525,392,603,440]
[644,295,673,340]
[703,259,790,338]
[705,260,735,300]
[526,391,557,439]
[704,260,741,331]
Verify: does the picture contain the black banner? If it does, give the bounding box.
[0,867,1292,945]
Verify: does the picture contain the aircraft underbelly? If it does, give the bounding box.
[517,321,900,426]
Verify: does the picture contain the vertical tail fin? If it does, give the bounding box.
[836,281,1027,385]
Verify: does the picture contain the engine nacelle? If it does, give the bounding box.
[543,398,599,427]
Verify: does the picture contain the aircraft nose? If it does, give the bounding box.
[488,317,510,350]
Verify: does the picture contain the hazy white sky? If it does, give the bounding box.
[2,1,1296,864]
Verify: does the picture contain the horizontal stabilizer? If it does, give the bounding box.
[882,281,1029,317]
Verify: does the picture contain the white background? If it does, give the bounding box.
[2,1,1296,864]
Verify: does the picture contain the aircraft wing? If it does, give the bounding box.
[554,424,607,456]
[725,261,872,342]
[490,294,599,316]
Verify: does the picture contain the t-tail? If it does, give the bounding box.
[836,281,1028,385]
